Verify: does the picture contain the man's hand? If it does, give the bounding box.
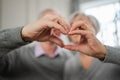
[64,21,107,59]
[21,15,69,47]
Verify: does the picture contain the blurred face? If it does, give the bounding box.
[39,9,60,18]
[69,34,81,44]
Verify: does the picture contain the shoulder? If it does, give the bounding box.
[7,42,36,58]
[17,42,35,53]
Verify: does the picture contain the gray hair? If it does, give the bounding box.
[70,12,100,34]
[87,15,100,33]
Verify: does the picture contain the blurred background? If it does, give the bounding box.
[0,0,120,47]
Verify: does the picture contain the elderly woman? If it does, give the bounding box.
[64,12,120,80]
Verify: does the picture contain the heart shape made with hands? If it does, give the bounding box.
[50,26,96,55]
[50,23,89,49]
[49,21,105,59]
[50,30,81,47]
[46,14,95,52]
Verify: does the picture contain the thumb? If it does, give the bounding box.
[49,34,64,47]
[64,45,79,51]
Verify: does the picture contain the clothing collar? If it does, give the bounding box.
[35,42,61,58]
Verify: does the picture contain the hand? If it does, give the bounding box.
[64,21,106,59]
[21,14,69,47]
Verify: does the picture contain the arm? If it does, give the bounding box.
[103,46,120,65]
[0,27,28,56]
[0,14,69,56]
[64,21,120,65]
[0,27,29,75]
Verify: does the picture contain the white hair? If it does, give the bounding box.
[70,12,100,34]
[87,15,100,33]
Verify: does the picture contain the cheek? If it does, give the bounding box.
[75,35,81,43]
[69,36,75,42]
[69,35,81,43]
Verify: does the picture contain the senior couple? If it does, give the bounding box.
[0,9,120,80]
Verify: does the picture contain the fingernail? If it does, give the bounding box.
[68,31,72,34]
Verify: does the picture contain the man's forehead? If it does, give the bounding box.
[39,10,58,18]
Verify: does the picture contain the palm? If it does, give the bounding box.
[77,41,94,56]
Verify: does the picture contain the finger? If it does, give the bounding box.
[64,45,79,51]
[57,17,70,33]
[46,21,67,34]
[69,30,93,39]
[51,15,70,32]
[49,34,64,47]
[70,21,89,31]
[44,15,69,33]
[44,15,70,34]
[37,28,51,42]
[69,30,88,35]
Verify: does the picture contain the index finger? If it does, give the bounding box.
[46,21,67,34]
[70,21,89,32]
[57,17,70,33]
[44,15,69,34]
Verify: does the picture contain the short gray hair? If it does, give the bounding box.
[87,15,100,33]
[70,12,100,34]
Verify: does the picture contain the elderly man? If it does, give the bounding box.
[0,9,73,80]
